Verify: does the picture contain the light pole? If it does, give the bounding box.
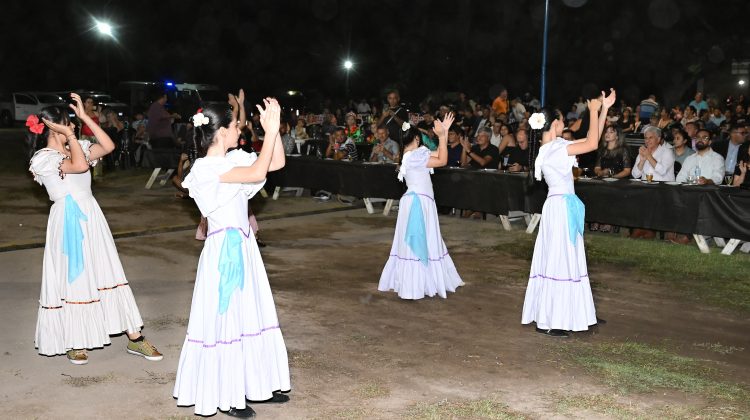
[344,60,353,100]
[95,20,114,91]
[539,0,550,108]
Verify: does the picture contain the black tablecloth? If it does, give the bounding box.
[267,157,750,241]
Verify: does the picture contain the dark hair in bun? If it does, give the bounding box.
[192,103,233,156]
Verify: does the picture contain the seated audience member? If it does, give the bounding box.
[497,123,518,155]
[712,124,748,175]
[639,94,659,122]
[326,127,358,160]
[446,126,464,167]
[732,143,750,187]
[344,112,364,143]
[292,118,309,140]
[671,127,695,175]
[321,114,339,138]
[684,121,699,149]
[657,108,672,130]
[504,128,530,172]
[594,125,632,178]
[632,126,675,181]
[676,129,725,185]
[667,129,725,244]
[280,122,295,155]
[461,127,500,169]
[708,108,726,129]
[590,125,631,233]
[630,127,670,241]
[490,121,504,147]
[369,126,400,163]
[561,128,574,141]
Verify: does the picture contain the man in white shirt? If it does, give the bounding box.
[676,129,725,184]
[632,126,675,181]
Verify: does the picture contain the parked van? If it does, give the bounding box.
[0,92,67,126]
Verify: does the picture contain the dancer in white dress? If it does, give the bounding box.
[378,113,464,299]
[28,93,162,365]
[173,99,289,418]
[521,89,615,337]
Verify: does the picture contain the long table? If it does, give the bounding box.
[266,157,750,245]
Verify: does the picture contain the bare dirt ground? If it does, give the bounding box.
[0,129,747,419]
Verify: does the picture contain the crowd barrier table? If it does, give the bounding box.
[266,157,750,252]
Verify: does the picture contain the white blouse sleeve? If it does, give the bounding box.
[77,140,100,167]
[28,149,65,185]
[226,149,267,198]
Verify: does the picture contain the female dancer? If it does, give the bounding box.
[521,89,615,337]
[378,113,464,300]
[173,99,289,418]
[29,93,161,364]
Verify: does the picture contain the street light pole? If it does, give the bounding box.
[540,0,550,108]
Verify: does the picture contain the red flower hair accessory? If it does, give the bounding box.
[25,115,44,134]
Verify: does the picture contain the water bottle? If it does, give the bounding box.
[693,166,701,183]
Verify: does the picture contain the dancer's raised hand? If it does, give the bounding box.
[256,98,280,134]
[42,118,74,138]
[237,88,245,105]
[602,88,616,109]
[588,98,602,113]
[69,93,86,120]
[433,112,454,138]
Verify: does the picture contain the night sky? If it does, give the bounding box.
[3,0,749,110]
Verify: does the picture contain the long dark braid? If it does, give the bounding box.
[526,109,555,187]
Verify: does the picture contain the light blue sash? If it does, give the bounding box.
[404,192,429,266]
[217,229,245,314]
[62,194,87,284]
[564,194,585,245]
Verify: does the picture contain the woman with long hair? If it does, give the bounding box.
[28,93,161,365]
[173,99,289,418]
[378,113,464,300]
[521,89,615,337]
[591,124,631,232]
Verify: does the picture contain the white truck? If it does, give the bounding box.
[0,92,67,127]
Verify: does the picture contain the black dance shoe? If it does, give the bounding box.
[536,328,569,337]
[223,406,256,418]
[249,391,290,404]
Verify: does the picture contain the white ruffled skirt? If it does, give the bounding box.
[521,195,597,331]
[173,230,290,416]
[378,192,463,299]
[35,195,143,356]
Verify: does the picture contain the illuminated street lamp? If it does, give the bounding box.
[94,19,115,91]
[343,60,353,99]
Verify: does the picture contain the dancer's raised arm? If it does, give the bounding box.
[220,98,281,183]
[427,112,454,168]
[567,93,608,156]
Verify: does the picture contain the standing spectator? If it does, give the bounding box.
[369,126,400,163]
[688,91,709,115]
[638,94,659,122]
[491,88,509,116]
[378,90,409,142]
[146,92,181,148]
[712,124,748,174]
[510,97,527,125]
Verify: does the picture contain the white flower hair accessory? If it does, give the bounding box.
[192,112,210,127]
[401,122,411,132]
[529,112,546,130]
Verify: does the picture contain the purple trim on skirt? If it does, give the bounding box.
[389,250,449,262]
[186,325,281,348]
[529,273,589,282]
[206,226,251,239]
